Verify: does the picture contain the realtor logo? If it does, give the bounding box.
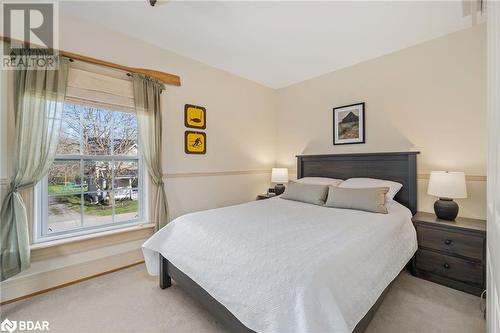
[0,319,17,333]
[1,1,59,70]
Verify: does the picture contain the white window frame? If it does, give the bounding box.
[33,105,147,244]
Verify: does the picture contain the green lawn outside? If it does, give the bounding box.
[48,184,88,194]
[85,200,139,216]
[61,195,138,216]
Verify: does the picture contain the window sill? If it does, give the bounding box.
[30,223,155,250]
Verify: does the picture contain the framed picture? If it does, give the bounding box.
[333,102,365,145]
[184,104,206,129]
[185,131,206,154]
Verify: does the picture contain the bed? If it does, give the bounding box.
[142,152,419,333]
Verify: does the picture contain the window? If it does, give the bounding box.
[35,101,144,242]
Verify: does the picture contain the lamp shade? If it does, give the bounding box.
[271,168,289,183]
[427,171,467,199]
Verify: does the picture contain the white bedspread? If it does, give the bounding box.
[142,197,417,333]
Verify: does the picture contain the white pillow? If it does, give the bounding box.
[339,178,403,201]
[295,177,343,187]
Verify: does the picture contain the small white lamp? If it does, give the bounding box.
[427,171,467,220]
[271,168,289,195]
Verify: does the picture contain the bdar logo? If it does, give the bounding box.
[0,319,17,333]
[0,319,49,332]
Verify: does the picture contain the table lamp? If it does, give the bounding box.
[427,171,467,220]
[271,168,288,195]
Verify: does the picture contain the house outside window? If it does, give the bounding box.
[35,64,145,242]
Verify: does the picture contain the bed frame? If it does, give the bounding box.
[160,151,419,333]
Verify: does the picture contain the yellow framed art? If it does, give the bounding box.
[185,131,206,154]
[184,104,206,129]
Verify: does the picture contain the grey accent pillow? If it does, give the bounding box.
[280,181,329,205]
[324,186,389,214]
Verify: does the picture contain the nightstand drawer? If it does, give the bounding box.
[415,249,483,286]
[416,226,484,261]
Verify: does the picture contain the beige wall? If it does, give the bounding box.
[0,14,276,302]
[275,24,486,219]
[58,14,277,219]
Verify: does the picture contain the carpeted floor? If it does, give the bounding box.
[1,264,485,333]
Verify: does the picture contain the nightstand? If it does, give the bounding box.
[256,193,276,200]
[411,212,486,296]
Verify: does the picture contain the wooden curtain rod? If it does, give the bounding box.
[0,36,181,86]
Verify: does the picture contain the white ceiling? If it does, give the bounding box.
[61,1,473,89]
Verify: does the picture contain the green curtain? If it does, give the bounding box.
[131,74,169,231]
[0,55,69,281]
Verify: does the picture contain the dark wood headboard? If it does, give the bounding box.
[297,152,419,214]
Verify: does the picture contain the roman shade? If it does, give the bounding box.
[65,67,135,112]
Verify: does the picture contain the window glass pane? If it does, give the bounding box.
[48,160,83,194]
[113,112,138,156]
[114,160,138,189]
[83,191,113,227]
[42,101,142,241]
[48,195,82,233]
[57,104,81,155]
[84,160,112,193]
[114,189,139,222]
[82,107,113,155]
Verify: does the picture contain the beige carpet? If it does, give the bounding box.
[1,264,485,333]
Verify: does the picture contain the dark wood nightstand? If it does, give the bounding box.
[256,193,276,200]
[411,212,486,296]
